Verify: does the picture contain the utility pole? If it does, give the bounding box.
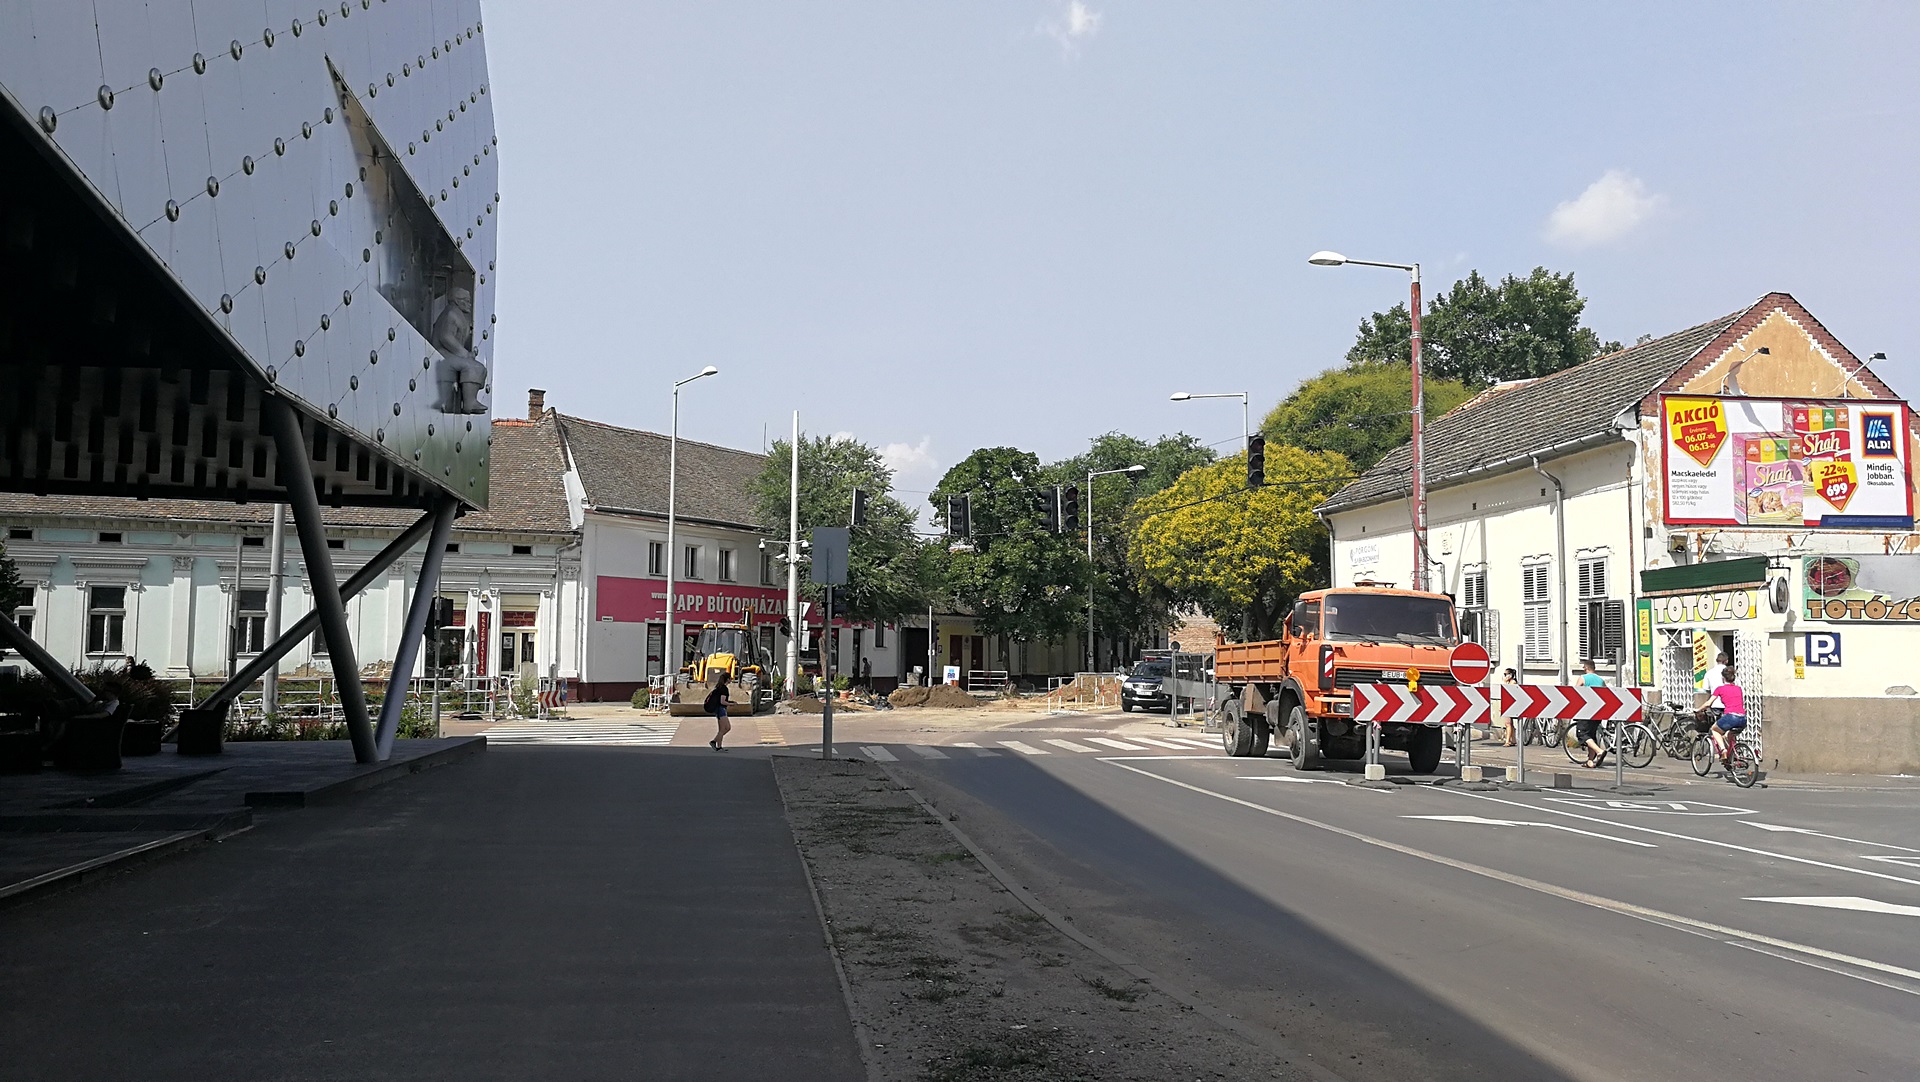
[784,411,801,698]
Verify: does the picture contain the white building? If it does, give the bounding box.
[1320,293,1920,774]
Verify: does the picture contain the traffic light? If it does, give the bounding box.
[1039,487,1060,533]
[426,597,454,631]
[947,494,970,539]
[778,615,793,638]
[850,487,868,527]
[1246,434,1266,488]
[1062,485,1080,534]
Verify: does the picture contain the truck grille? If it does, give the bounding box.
[1333,668,1457,689]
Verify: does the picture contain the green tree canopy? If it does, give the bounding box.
[1129,447,1351,641]
[747,435,936,623]
[930,447,1087,643]
[1262,361,1473,472]
[1345,267,1623,386]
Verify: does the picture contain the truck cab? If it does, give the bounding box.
[1215,587,1460,773]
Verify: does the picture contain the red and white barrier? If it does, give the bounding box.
[1353,684,1490,726]
[1500,685,1642,721]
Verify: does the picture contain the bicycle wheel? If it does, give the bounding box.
[1564,724,1587,763]
[1690,733,1716,777]
[1623,723,1656,769]
[1730,741,1760,788]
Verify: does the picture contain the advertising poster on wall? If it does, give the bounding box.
[1660,395,1913,529]
[1801,554,1920,621]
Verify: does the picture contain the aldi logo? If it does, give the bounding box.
[1863,413,1896,458]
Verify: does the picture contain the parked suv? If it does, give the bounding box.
[1120,658,1172,713]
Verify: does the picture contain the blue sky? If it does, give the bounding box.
[484,1,1919,501]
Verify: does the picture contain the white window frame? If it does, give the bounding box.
[1522,561,1552,663]
[719,548,736,583]
[86,585,128,655]
[648,541,664,577]
[236,587,268,654]
[1461,566,1487,611]
[760,551,776,586]
[683,544,701,580]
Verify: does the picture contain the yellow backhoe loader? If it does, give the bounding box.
[668,621,775,716]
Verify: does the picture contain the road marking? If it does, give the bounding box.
[483,721,674,746]
[1000,740,1048,756]
[1237,776,1350,786]
[1167,737,1219,749]
[1107,760,1920,994]
[1545,798,1749,816]
[1404,814,1656,847]
[952,742,998,757]
[1743,821,1920,853]
[907,745,949,760]
[860,746,898,762]
[1043,738,1097,753]
[1087,737,1147,751]
[1126,736,1188,749]
[1747,896,1920,917]
[1864,855,1920,868]
[1439,788,1920,889]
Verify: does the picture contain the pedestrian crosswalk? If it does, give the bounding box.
[483,720,676,747]
[855,734,1220,762]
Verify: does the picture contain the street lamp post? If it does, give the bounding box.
[665,366,719,687]
[1168,391,1250,449]
[1309,251,1427,592]
[1085,464,1146,672]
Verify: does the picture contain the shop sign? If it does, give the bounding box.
[1692,629,1714,692]
[1635,598,1655,686]
[1802,554,1920,621]
[1650,589,1758,626]
[593,576,788,623]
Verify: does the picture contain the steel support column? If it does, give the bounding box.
[374,497,458,757]
[197,510,439,712]
[0,613,97,705]
[264,398,376,762]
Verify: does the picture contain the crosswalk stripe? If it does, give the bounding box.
[1043,738,1097,753]
[1126,736,1188,749]
[953,742,997,756]
[907,745,949,759]
[861,746,898,762]
[1001,740,1048,756]
[1167,736,1218,749]
[484,722,674,746]
[1087,737,1147,751]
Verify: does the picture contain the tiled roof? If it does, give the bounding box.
[0,417,574,536]
[554,415,768,530]
[1320,308,1747,514]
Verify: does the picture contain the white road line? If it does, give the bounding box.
[1167,737,1219,749]
[1747,896,1920,917]
[1126,736,1188,749]
[1000,740,1048,756]
[1436,787,1920,889]
[953,742,998,757]
[1744,821,1920,853]
[861,746,898,762]
[1087,737,1147,751]
[1107,760,1920,994]
[1043,739,1097,753]
[1404,814,1656,847]
[907,745,949,760]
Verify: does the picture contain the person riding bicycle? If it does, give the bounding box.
[1577,658,1608,767]
[1707,665,1747,774]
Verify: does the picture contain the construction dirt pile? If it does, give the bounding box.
[887,684,982,709]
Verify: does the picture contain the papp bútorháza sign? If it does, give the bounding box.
[1660,395,1913,530]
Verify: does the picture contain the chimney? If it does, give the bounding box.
[528,388,546,421]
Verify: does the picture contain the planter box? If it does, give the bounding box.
[176,707,226,756]
[121,718,167,756]
[0,726,40,774]
[50,710,128,773]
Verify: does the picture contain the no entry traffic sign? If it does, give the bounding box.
[1448,641,1491,685]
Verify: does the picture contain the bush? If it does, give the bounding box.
[0,662,177,721]
[831,674,852,692]
[794,673,815,696]
[631,688,648,709]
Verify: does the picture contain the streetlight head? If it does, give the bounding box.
[699,365,719,377]
[1870,352,1887,363]
[1308,250,1347,267]
[1169,392,1191,402]
[1126,464,1146,474]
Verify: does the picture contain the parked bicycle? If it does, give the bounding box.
[1646,702,1709,762]
[1562,715,1656,769]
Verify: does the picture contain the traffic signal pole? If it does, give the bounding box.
[1409,265,1427,593]
[785,411,800,698]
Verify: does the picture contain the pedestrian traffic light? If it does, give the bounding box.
[779,615,793,638]
[1246,434,1265,489]
[1062,485,1080,534]
[850,487,868,527]
[947,494,970,539]
[1039,487,1060,533]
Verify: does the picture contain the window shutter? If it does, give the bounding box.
[1603,599,1627,659]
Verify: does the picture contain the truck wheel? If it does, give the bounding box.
[1287,703,1320,771]
[1221,701,1254,757]
[1408,725,1443,774]
[1250,716,1270,757]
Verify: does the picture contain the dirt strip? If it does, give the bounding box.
[774,756,1311,1081]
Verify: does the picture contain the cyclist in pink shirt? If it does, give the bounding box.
[1708,666,1747,770]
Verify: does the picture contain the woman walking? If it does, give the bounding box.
[705,674,732,751]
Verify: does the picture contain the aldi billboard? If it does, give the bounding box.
[1660,395,1913,530]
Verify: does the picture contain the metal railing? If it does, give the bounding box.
[965,670,1011,695]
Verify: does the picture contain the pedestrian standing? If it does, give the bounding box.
[1498,668,1520,746]
[1577,658,1608,766]
[705,673,732,751]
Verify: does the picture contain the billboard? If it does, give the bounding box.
[1661,396,1913,529]
[1801,554,1920,622]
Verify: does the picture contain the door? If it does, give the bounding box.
[646,623,665,679]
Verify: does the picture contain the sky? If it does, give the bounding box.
[482,1,1920,506]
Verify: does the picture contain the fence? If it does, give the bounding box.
[965,670,1011,695]
[163,671,536,722]
[1044,673,1120,712]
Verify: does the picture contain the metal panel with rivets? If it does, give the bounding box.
[0,0,496,510]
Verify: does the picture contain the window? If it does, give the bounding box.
[684,545,700,579]
[98,532,122,544]
[761,551,776,586]
[86,586,127,653]
[1522,563,1552,662]
[874,623,886,648]
[242,536,265,548]
[445,543,461,553]
[13,610,34,639]
[719,549,736,582]
[1461,568,1487,611]
[236,588,267,653]
[326,538,345,550]
[1576,556,1625,665]
[511,544,533,556]
[648,541,665,577]
[9,527,32,540]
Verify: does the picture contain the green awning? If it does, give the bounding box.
[1640,556,1770,597]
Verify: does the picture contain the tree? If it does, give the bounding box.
[1129,446,1351,640]
[747,435,936,623]
[929,447,1087,644]
[1345,268,1623,386]
[1262,362,1472,472]
[0,541,22,662]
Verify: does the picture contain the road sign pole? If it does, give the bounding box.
[1514,647,1527,785]
[822,585,834,761]
[1614,646,1626,790]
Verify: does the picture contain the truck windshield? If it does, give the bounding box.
[1321,594,1455,646]
[697,629,748,657]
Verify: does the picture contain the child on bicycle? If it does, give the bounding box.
[1707,666,1747,771]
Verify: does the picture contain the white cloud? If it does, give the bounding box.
[1039,1,1102,56]
[1544,169,1665,247]
[880,437,940,489]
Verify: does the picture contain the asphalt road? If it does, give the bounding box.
[854,728,1920,1081]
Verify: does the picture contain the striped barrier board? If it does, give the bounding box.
[1500,685,1642,721]
[1352,684,1490,726]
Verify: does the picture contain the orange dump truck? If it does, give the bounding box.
[1214,586,1460,773]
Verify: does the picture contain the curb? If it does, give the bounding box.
[0,811,253,909]
[875,760,1351,1082]
[244,736,486,807]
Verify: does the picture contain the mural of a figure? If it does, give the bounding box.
[432,286,487,414]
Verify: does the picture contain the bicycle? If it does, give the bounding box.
[1562,716,1656,769]
[1689,707,1762,787]
[1648,702,1710,762]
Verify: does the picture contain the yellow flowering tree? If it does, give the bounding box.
[1128,446,1352,641]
